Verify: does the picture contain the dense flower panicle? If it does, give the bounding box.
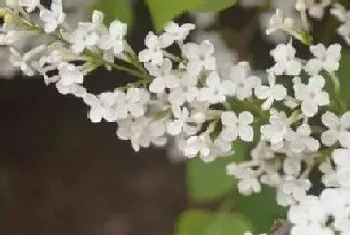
[1,1,350,235]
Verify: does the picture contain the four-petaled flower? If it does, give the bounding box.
[138,32,171,65]
[306,44,342,75]
[293,75,330,117]
[146,59,180,93]
[98,20,127,54]
[255,75,287,110]
[39,0,65,33]
[269,43,302,76]
[321,111,350,148]
[220,111,254,142]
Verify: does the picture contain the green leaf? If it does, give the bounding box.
[146,0,202,32]
[176,209,212,235]
[176,210,253,235]
[145,0,237,32]
[89,0,133,28]
[204,213,254,235]
[187,140,249,202]
[337,50,350,103]
[195,0,237,12]
[234,187,287,233]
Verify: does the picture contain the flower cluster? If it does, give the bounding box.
[1,0,350,235]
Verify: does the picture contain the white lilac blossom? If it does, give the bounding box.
[229,62,260,100]
[163,22,195,44]
[255,74,287,110]
[331,3,350,45]
[98,20,127,54]
[69,10,105,54]
[19,0,39,12]
[166,105,197,136]
[227,162,261,195]
[220,111,254,142]
[269,42,302,76]
[293,75,330,117]
[261,110,291,150]
[39,0,65,33]
[197,71,236,104]
[321,111,350,149]
[306,0,331,20]
[306,44,342,75]
[138,31,171,65]
[2,2,350,235]
[182,40,216,71]
[146,59,180,94]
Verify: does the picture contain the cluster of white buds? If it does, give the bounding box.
[1,0,350,234]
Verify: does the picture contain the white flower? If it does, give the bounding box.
[9,45,46,76]
[9,47,35,76]
[163,22,195,44]
[197,71,236,104]
[220,111,254,142]
[182,40,216,71]
[19,0,39,12]
[285,124,320,153]
[307,0,331,20]
[114,88,150,119]
[84,92,135,123]
[306,44,342,75]
[98,20,127,54]
[184,134,210,159]
[138,31,171,65]
[226,163,261,195]
[266,9,294,35]
[205,138,232,162]
[330,4,350,45]
[293,75,329,117]
[116,117,167,152]
[166,105,197,136]
[58,62,84,86]
[255,75,287,110]
[229,62,260,100]
[70,11,105,53]
[277,177,311,206]
[0,28,20,46]
[146,59,180,93]
[86,89,150,121]
[261,110,290,150]
[149,119,167,147]
[332,148,350,187]
[289,195,327,225]
[39,0,65,33]
[84,93,105,123]
[288,196,329,235]
[116,117,150,152]
[319,160,340,187]
[283,157,301,177]
[55,83,86,97]
[321,111,350,148]
[269,43,302,76]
